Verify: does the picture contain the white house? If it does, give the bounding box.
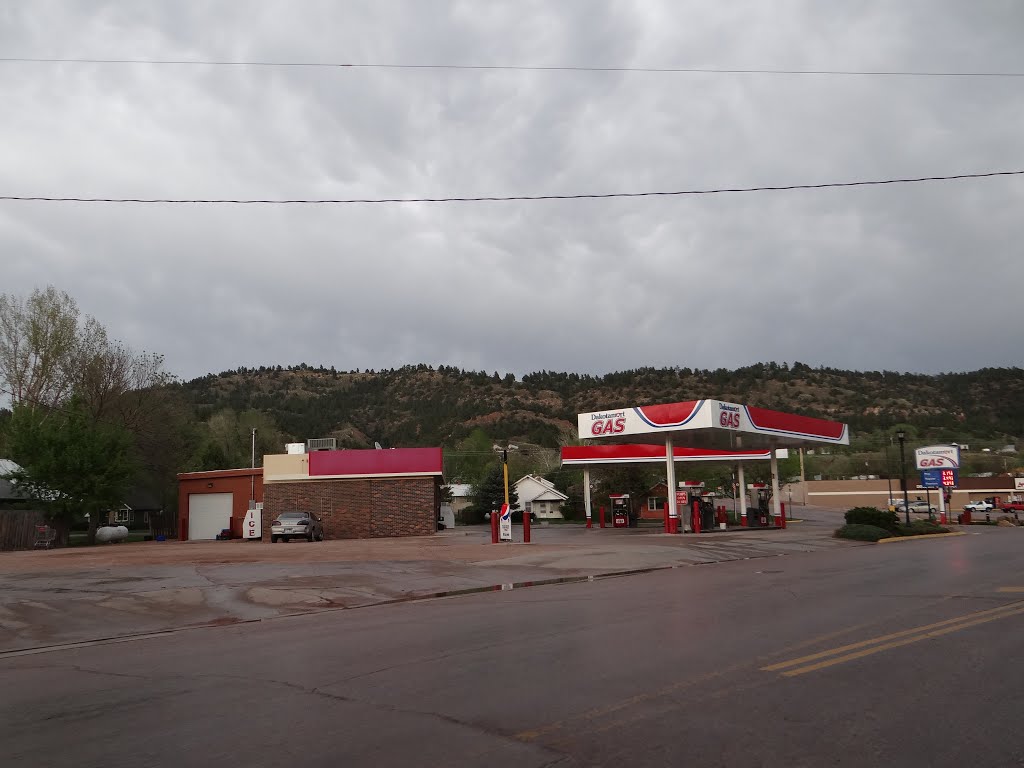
[514,475,569,520]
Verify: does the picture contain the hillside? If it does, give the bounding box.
[179,363,1024,452]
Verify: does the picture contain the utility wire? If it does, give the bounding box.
[2,170,1022,206]
[2,57,1023,78]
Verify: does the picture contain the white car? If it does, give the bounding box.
[963,499,994,513]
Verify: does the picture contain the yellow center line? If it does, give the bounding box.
[781,605,1024,677]
[762,599,1024,672]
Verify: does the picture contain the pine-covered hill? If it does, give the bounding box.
[177,363,1024,451]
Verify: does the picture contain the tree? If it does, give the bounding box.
[190,408,285,470]
[0,286,82,408]
[443,428,495,483]
[5,398,137,544]
[467,463,520,522]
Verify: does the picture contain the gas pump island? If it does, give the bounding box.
[565,399,849,532]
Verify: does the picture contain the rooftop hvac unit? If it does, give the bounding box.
[306,438,337,452]
[285,443,306,455]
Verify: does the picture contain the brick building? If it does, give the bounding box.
[261,447,443,540]
[177,467,263,540]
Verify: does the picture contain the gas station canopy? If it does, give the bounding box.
[577,399,849,450]
[561,444,784,468]
[573,399,850,528]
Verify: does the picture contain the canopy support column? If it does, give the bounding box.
[770,440,784,528]
[665,436,678,528]
[737,461,747,521]
[583,468,593,528]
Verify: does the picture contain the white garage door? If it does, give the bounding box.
[188,493,233,540]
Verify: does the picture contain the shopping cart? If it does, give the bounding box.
[33,525,57,549]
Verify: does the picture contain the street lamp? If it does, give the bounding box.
[492,444,519,507]
[896,430,910,525]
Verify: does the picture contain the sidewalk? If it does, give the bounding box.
[0,508,854,653]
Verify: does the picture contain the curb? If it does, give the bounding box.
[876,531,967,544]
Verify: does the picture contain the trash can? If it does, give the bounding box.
[746,509,761,528]
[613,511,629,528]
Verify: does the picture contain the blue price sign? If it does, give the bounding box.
[921,468,958,488]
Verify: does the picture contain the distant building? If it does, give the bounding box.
[514,475,568,520]
[445,483,473,523]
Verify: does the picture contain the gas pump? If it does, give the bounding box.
[756,488,771,527]
[746,483,771,527]
[699,492,717,532]
[679,481,715,533]
[610,494,630,528]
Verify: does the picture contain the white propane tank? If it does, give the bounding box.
[96,525,130,543]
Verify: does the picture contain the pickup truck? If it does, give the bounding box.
[963,499,995,513]
[1000,499,1024,513]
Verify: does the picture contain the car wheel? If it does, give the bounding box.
[316,530,324,542]
[271,535,278,543]
[307,531,314,543]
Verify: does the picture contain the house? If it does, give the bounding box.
[106,489,168,532]
[514,475,568,520]
[0,459,26,509]
[446,483,474,522]
[642,482,669,520]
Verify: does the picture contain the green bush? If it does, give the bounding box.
[896,520,951,536]
[834,524,895,542]
[844,506,900,531]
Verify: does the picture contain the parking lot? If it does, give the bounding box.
[0,508,861,653]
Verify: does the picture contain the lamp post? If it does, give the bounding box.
[896,430,910,525]
[884,444,893,508]
[492,444,518,508]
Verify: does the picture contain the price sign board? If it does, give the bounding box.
[921,468,959,489]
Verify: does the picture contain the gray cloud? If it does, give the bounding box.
[1,0,1022,380]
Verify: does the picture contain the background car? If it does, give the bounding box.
[271,511,324,542]
[895,500,936,514]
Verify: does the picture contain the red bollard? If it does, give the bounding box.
[692,500,701,534]
[740,511,747,527]
[663,501,670,533]
[668,516,679,534]
[780,501,787,529]
[599,506,606,528]
[523,511,531,543]
[586,515,592,529]
[490,511,499,543]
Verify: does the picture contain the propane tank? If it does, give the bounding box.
[96,525,130,543]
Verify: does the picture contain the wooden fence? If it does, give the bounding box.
[0,509,46,551]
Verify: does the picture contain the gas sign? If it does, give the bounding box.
[914,445,960,470]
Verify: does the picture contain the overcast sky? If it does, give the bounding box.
[2,0,1022,381]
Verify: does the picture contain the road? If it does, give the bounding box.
[2,527,1022,767]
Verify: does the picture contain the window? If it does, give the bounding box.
[648,497,666,511]
[114,508,130,524]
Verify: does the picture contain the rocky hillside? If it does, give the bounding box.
[179,362,1024,451]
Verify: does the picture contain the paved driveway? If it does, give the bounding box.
[0,507,856,652]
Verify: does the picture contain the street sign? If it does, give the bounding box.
[499,503,512,542]
[921,468,958,489]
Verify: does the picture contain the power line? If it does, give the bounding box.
[2,170,1022,206]
[2,57,1023,79]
